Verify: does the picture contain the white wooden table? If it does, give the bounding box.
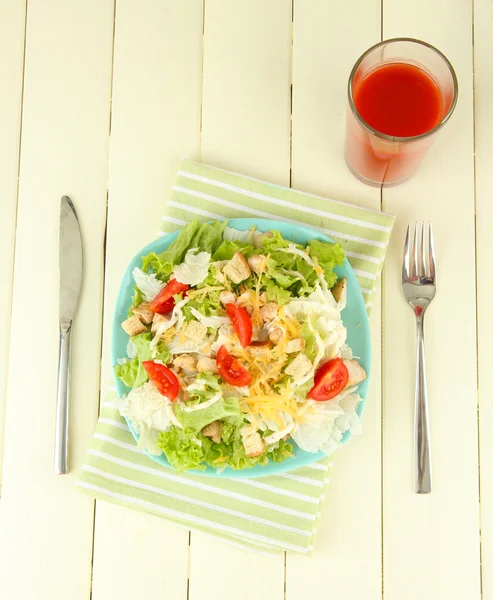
[0,1,489,599]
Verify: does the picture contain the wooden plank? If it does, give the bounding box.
[381,2,481,599]
[474,0,493,596]
[188,2,291,598]
[90,2,203,599]
[0,2,114,599]
[287,2,382,597]
[0,0,27,487]
[200,0,291,186]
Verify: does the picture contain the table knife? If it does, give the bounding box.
[55,196,83,475]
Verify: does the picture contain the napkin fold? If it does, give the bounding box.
[77,160,394,554]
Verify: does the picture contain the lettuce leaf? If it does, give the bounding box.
[263,278,293,305]
[114,359,146,389]
[265,258,297,289]
[157,426,293,472]
[142,221,227,277]
[308,239,344,288]
[301,321,318,361]
[128,285,144,316]
[158,427,207,471]
[114,333,170,389]
[175,397,241,432]
[141,252,174,279]
[186,373,222,402]
[212,240,256,261]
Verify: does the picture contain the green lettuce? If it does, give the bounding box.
[141,252,173,280]
[114,359,147,389]
[161,220,226,264]
[309,239,344,288]
[301,322,318,361]
[114,333,170,389]
[258,229,291,252]
[265,258,297,289]
[158,427,207,471]
[212,240,256,261]
[175,397,241,432]
[141,221,227,280]
[158,426,293,472]
[128,285,144,316]
[186,373,221,403]
[263,278,293,305]
[294,377,315,400]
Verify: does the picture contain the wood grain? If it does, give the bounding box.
[474,0,493,596]
[0,0,27,488]
[287,2,383,598]
[382,1,481,598]
[188,2,291,599]
[0,2,114,599]
[90,2,203,599]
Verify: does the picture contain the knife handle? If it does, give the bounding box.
[54,323,72,475]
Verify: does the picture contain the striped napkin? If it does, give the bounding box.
[77,160,394,555]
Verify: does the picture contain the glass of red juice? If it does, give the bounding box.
[345,38,458,187]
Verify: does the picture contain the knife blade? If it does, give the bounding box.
[59,196,83,325]
[54,196,83,474]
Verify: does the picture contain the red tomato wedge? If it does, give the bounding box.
[308,358,349,401]
[225,303,253,347]
[142,361,180,401]
[216,345,252,387]
[149,279,189,314]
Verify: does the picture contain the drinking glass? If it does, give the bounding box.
[345,38,458,187]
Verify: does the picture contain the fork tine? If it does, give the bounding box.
[429,222,436,280]
[402,224,410,280]
[420,222,426,277]
[410,222,418,278]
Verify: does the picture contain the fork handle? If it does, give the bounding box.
[414,315,432,493]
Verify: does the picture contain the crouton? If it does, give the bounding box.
[151,313,169,334]
[268,326,284,343]
[332,278,347,303]
[182,320,207,342]
[247,255,267,274]
[259,302,277,323]
[223,252,251,284]
[219,290,236,306]
[122,314,147,337]
[132,302,154,325]
[254,231,274,248]
[343,359,367,387]
[197,355,217,373]
[286,338,306,354]
[285,353,312,379]
[173,354,197,373]
[241,424,265,458]
[202,420,222,444]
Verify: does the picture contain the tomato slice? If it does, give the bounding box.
[142,361,180,401]
[308,358,349,401]
[225,303,253,347]
[216,345,252,387]
[149,279,189,314]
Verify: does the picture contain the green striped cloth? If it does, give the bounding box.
[77,160,394,555]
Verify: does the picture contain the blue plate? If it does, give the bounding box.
[112,218,371,478]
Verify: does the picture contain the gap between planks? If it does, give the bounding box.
[0,0,29,498]
[89,0,117,590]
[471,0,484,593]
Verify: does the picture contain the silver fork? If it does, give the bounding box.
[402,222,436,494]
